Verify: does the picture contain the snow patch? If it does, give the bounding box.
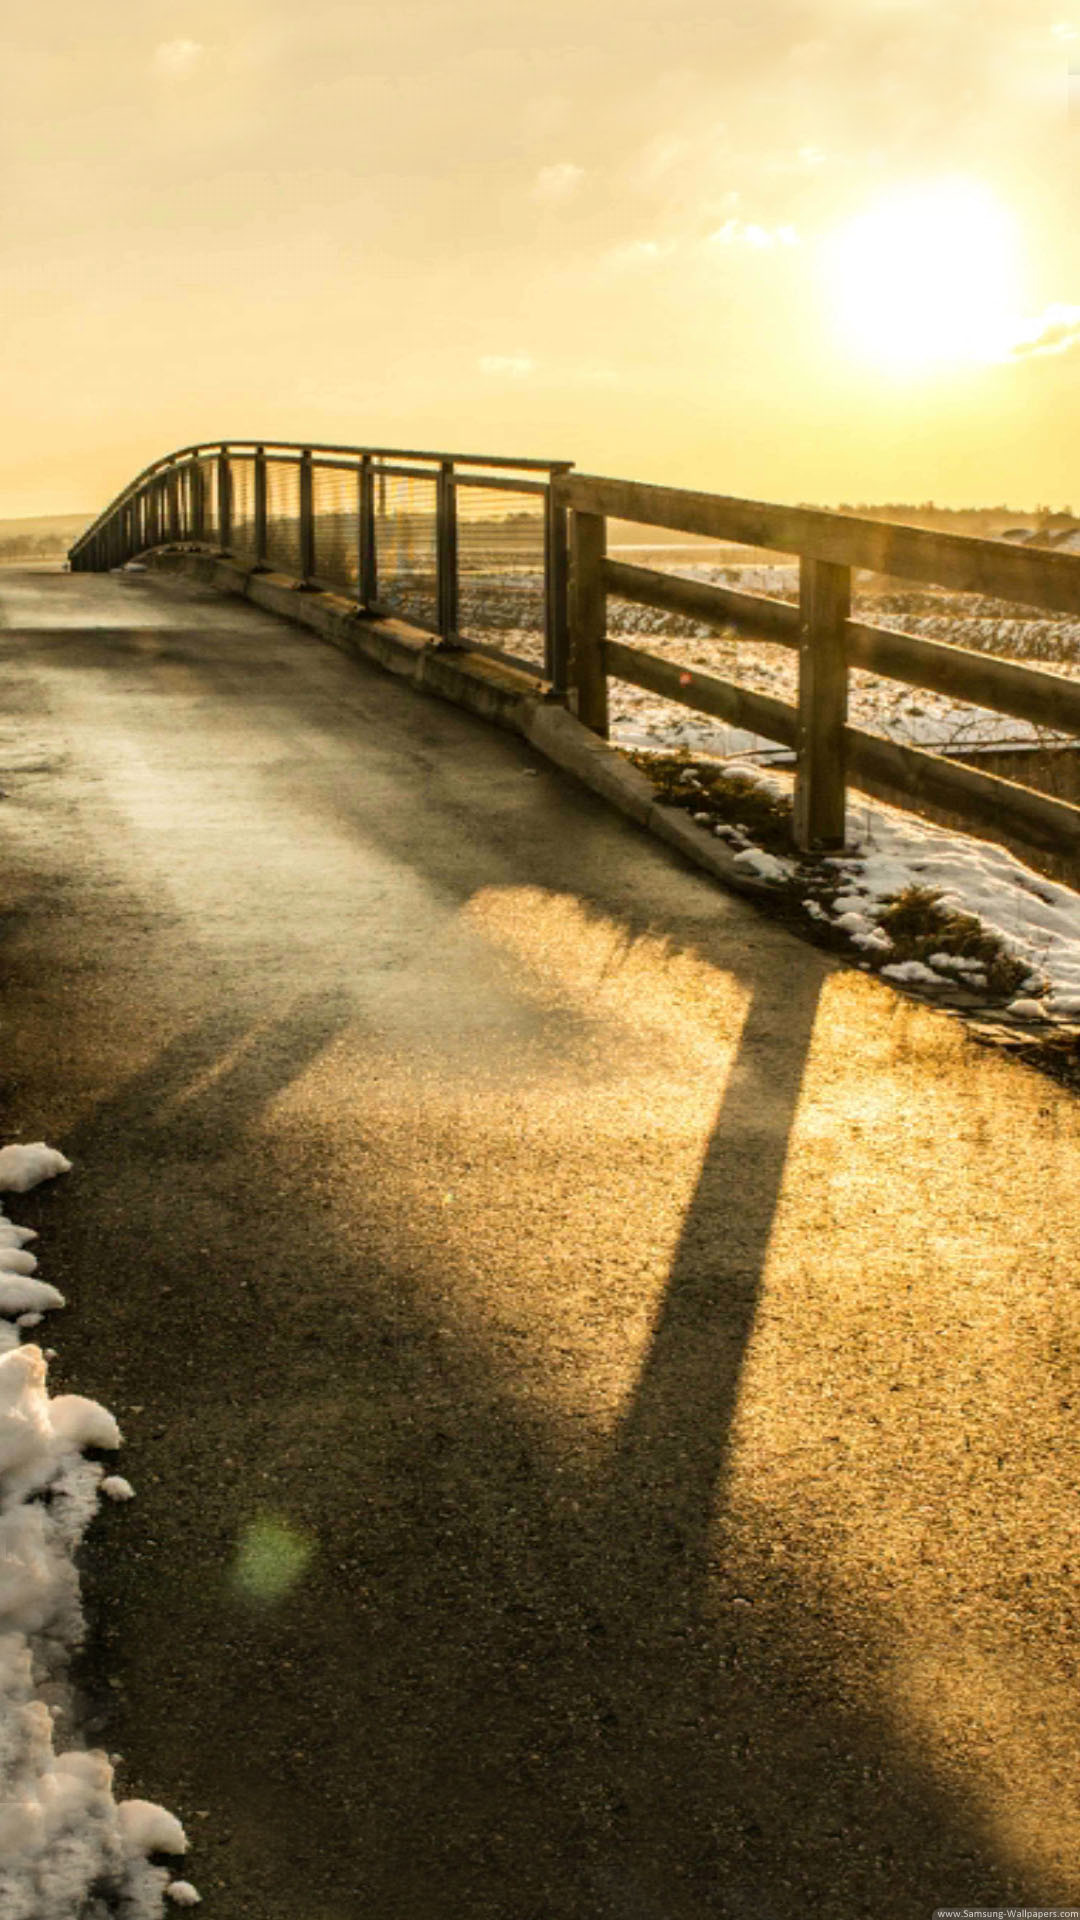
[731,847,792,883]
[118,1799,189,1859]
[49,1393,122,1453]
[880,960,946,988]
[0,1275,65,1317]
[0,1142,194,1915]
[101,1475,136,1502]
[0,1144,72,1193]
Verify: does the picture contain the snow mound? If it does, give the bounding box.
[49,1393,122,1453]
[0,1144,72,1193]
[101,1475,135,1502]
[0,1274,66,1317]
[117,1799,189,1859]
[731,847,792,883]
[0,1224,38,1247]
[0,1247,38,1274]
[881,960,944,988]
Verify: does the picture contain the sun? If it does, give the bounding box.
[824,179,1020,374]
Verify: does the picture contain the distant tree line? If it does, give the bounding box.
[823,501,1074,521]
[0,533,71,561]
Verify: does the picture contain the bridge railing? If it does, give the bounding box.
[71,448,1080,871]
[68,441,573,692]
[556,472,1080,866]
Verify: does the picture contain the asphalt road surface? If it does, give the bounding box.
[1,566,1078,1919]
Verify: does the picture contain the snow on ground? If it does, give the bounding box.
[820,801,1080,1019]
[659,755,1080,1022]
[0,1146,199,1916]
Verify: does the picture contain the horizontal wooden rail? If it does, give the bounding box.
[846,726,1080,860]
[845,620,1080,737]
[566,480,1080,869]
[561,473,1080,619]
[604,559,798,644]
[602,639,798,748]
[455,474,549,496]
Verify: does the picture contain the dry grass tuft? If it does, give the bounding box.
[874,885,1030,998]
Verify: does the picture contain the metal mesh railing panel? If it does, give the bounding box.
[198,458,219,544]
[313,463,359,595]
[374,469,439,632]
[456,484,546,668]
[265,459,302,576]
[229,458,258,562]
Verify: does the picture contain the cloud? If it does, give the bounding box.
[152,39,205,78]
[706,219,799,248]
[532,163,585,204]
[1004,302,1080,359]
[477,354,535,378]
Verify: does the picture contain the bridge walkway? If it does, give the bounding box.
[0,567,1076,1919]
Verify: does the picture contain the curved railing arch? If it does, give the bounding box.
[69,439,574,689]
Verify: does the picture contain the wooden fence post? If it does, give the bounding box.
[544,483,570,694]
[569,509,609,736]
[793,556,851,850]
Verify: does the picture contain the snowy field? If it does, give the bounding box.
[605,562,1080,757]
[0,1145,198,1916]
[446,555,1080,758]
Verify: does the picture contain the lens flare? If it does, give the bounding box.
[231,1515,315,1603]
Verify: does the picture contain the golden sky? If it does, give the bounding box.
[3,0,1079,517]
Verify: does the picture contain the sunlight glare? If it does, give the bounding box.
[824,179,1020,373]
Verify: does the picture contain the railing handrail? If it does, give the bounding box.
[557,472,1080,620]
[69,441,573,558]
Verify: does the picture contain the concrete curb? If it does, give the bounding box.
[144,550,789,909]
